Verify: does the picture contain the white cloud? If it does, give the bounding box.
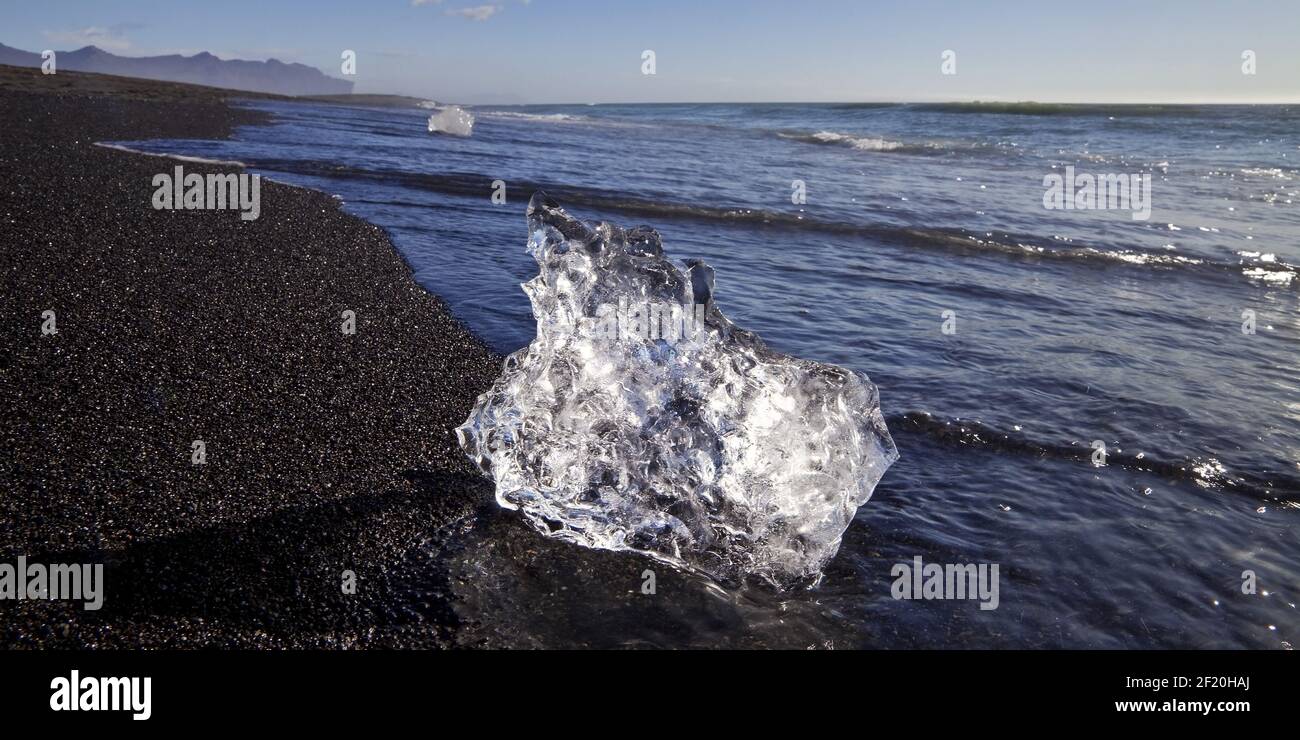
[445,4,501,21]
[411,0,443,6]
[42,26,133,52]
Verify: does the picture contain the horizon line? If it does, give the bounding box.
[469,98,1300,106]
[7,42,1296,106]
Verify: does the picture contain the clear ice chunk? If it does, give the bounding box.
[427,104,475,137]
[456,193,898,588]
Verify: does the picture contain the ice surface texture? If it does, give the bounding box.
[457,194,898,588]
[427,105,474,137]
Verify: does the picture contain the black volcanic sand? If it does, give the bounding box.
[0,65,515,647]
[0,67,821,649]
[0,67,489,648]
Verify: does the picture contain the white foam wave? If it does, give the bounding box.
[480,111,591,124]
[1240,167,1294,180]
[781,130,906,151]
[1242,267,1295,284]
[1099,250,1203,266]
[93,142,247,167]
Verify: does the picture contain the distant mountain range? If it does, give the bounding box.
[0,42,352,96]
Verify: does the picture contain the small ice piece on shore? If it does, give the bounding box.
[427,104,474,137]
[457,194,897,588]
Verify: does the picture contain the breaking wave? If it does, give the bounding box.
[479,110,593,124]
[93,142,247,167]
[1239,167,1295,180]
[237,157,1300,288]
[892,411,1300,502]
[779,130,907,151]
[1237,251,1299,284]
[775,129,967,155]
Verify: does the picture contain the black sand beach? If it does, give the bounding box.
[0,65,511,647]
[0,66,799,650]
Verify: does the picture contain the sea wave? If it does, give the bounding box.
[93,142,247,167]
[891,411,1300,502]
[1239,167,1295,180]
[1238,251,1298,283]
[479,110,593,124]
[240,157,1300,286]
[779,130,907,151]
[775,129,960,155]
[476,109,656,130]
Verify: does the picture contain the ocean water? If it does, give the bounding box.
[124,100,1300,648]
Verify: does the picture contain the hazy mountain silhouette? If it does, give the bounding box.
[0,42,352,96]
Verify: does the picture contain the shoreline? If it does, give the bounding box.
[0,65,506,647]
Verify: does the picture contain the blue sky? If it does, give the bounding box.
[6,0,1299,103]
